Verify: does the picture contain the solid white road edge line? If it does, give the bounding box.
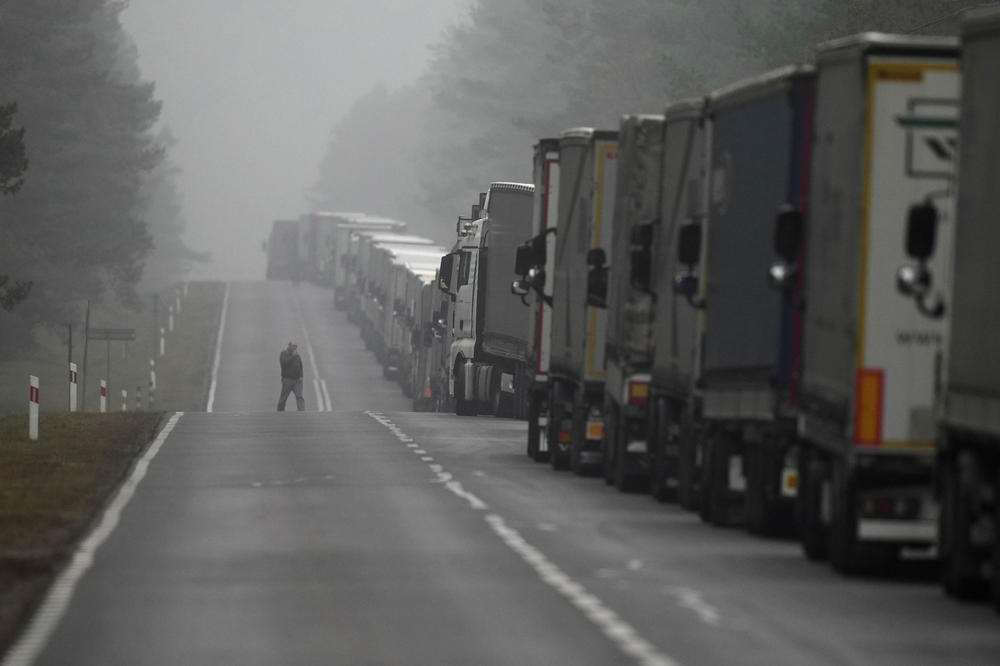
[363,411,680,666]
[205,282,230,413]
[320,379,332,412]
[294,290,325,411]
[3,412,185,666]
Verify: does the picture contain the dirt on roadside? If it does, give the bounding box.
[0,411,164,655]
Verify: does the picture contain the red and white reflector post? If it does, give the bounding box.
[28,375,39,440]
[69,362,79,412]
[175,289,181,315]
[149,359,156,408]
[168,305,174,332]
[121,389,128,412]
[100,379,107,413]
[159,328,165,357]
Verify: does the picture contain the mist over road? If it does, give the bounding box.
[27,284,1000,665]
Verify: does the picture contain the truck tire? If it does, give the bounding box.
[648,398,668,502]
[993,469,1000,612]
[745,439,794,538]
[677,406,700,511]
[941,451,985,599]
[527,393,541,460]
[797,445,829,561]
[491,375,513,418]
[549,395,570,471]
[570,402,589,476]
[829,460,894,575]
[454,366,477,417]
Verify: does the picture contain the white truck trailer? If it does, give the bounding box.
[512,138,561,461]
[548,128,619,473]
[793,34,960,574]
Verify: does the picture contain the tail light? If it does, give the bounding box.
[627,380,649,407]
[854,368,883,446]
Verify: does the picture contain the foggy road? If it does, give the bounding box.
[23,283,1000,665]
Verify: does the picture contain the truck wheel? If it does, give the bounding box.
[700,429,733,526]
[677,407,700,511]
[648,399,667,501]
[526,394,539,459]
[941,451,986,599]
[491,376,513,418]
[454,368,476,417]
[745,439,793,538]
[829,460,893,575]
[798,446,829,561]
[993,468,1000,612]
[549,397,570,471]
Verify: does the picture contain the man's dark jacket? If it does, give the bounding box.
[280,350,303,379]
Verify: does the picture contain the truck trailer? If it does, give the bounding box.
[512,138,561,462]
[437,182,535,417]
[548,128,619,472]
[594,116,665,492]
[645,99,709,511]
[932,7,999,605]
[265,219,301,281]
[683,66,816,531]
[793,34,960,573]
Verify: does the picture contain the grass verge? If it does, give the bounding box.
[0,411,164,655]
[0,281,225,417]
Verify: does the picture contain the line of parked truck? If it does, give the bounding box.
[268,9,1000,609]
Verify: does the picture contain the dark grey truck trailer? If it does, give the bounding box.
[597,115,665,492]
[933,6,1000,606]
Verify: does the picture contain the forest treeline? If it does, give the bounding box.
[310,0,976,242]
[0,1,203,357]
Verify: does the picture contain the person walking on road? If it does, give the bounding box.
[277,341,305,411]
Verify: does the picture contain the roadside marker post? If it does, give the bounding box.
[69,363,78,412]
[121,389,127,412]
[149,359,156,408]
[99,380,107,413]
[168,305,174,332]
[136,385,143,411]
[183,282,188,298]
[175,289,181,316]
[28,376,39,441]
[160,328,165,357]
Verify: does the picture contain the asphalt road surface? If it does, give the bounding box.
[14,282,1000,665]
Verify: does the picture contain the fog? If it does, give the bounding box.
[121,1,468,280]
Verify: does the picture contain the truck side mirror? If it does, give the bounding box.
[587,266,608,308]
[531,232,549,265]
[629,222,655,292]
[511,279,530,297]
[774,206,803,263]
[514,244,533,276]
[677,223,701,267]
[587,248,607,268]
[438,253,456,294]
[905,201,938,261]
[896,199,944,319]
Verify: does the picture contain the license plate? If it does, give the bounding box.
[781,469,799,498]
[586,422,604,440]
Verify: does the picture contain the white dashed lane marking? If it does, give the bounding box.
[364,411,680,666]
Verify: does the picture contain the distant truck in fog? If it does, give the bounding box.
[266,219,301,281]
[437,182,535,416]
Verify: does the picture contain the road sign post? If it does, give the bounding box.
[86,328,136,405]
[69,362,78,412]
[28,376,39,440]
